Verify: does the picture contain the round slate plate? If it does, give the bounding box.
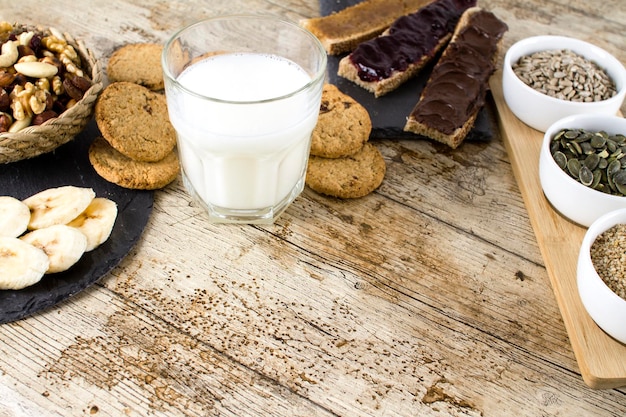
[0,120,153,324]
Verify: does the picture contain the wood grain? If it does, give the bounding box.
[0,0,625,416]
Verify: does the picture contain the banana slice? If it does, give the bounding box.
[23,186,95,230]
[0,236,49,289]
[68,198,118,251]
[0,196,31,238]
[21,225,87,274]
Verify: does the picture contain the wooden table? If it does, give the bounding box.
[2,0,626,416]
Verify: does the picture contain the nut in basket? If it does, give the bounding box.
[0,22,104,164]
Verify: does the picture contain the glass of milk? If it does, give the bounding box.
[162,15,327,223]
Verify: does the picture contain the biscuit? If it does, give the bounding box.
[310,84,372,159]
[306,142,386,198]
[107,43,164,90]
[95,82,176,162]
[89,136,179,190]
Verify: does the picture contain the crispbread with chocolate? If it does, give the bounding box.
[404,7,508,148]
[310,84,372,158]
[337,0,476,97]
[300,0,433,55]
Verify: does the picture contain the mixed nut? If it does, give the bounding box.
[550,128,626,196]
[0,22,92,133]
[513,49,617,103]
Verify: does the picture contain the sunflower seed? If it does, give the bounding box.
[512,49,617,103]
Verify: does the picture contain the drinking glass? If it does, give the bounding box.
[162,15,327,223]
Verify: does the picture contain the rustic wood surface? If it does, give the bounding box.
[1,0,626,416]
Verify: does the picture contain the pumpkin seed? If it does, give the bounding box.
[579,165,594,186]
[567,158,581,178]
[584,153,600,170]
[552,151,567,170]
[590,134,607,148]
[550,128,626,196]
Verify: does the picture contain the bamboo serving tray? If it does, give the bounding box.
[490,71,626,389]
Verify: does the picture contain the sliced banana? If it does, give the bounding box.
[0,236,49,289]
[0,196,31,238]
[23,186,95,230]
[21,225,87,274]
[67,197,118,252]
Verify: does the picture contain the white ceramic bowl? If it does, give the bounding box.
[503,35,626,132]
[539,114,626,227]
[577,208,626,344]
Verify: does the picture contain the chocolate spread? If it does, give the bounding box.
[348,0,477,82]
[409,10,508,134]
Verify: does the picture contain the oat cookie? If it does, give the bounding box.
[306,142,386,198]
[89,136,179,190]
[310,84,372,159]
[107,43,165,90]
[95,82,176,162]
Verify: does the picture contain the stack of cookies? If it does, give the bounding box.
[89,43,180,190]
[306,84,386,199]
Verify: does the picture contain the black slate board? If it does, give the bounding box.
[0,120,154,324]
[322,0,495,141]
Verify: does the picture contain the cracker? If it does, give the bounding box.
[89,136,179,190]
[310,84,372,159]
[95,81,176,162]
[306,143,386,198]
[107,43,164,90]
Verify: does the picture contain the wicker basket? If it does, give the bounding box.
[0,27,104,164]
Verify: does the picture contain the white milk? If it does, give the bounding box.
[167,52,319,211]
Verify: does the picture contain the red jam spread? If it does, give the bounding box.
[348,0,477,82]
[409,10,508,134]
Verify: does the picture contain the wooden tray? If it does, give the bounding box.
[490,71,626,390]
